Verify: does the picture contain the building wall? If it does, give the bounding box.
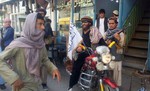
[96,0,137,28]
[121,0,137,25]
[96,0,119,18]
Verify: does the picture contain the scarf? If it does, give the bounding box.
[105,28,120,40]
[6,13,45,77]
[89,26,103,44]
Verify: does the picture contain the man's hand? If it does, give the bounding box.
[13,79,24,91]
[76,46,83,52]
[52,69,61,82]
[114,32,121,41]
[106,39,112,45]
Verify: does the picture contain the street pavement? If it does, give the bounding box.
[0,62,150,91]
[47,63,150,91]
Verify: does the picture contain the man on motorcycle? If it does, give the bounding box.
[68,16,106,91]
[104,17,125,86]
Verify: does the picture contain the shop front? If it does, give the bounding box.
[57,0,94,37]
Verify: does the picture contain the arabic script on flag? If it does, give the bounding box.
[67,23,82,60]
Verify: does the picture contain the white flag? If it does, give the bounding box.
[67,23,83,60]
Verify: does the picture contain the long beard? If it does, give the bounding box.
[82,25,90,31]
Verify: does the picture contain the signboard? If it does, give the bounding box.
[0,0,11,4]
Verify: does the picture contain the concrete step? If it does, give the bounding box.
[138,24,149,26]
[133,32,149,40]
[128,39,148,49]
[144,12,150,17]
[123,2,150,71]
[141,18,150,24]
[124,48,147,58]
[144,10,150,14]
[135,28,149,32]
[142,15,150,20]
[136,25,149,31]
[123,56,146,69]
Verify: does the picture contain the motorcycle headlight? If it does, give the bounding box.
[109,61,116,69]
[102,53,112,64]
[96,62,104,71]
[96,46,110,55]
[92,57,98,62]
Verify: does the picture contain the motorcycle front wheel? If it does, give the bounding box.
[98,84,119,91]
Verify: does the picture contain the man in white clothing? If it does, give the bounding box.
[113,10,119,23]
[96,9,108,37]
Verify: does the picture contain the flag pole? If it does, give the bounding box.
[71,0,74,24]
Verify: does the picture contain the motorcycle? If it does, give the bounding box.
[78,43,119,91]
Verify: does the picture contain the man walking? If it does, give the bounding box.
[0,13,61,91]
[0,18,14,90]
[36,8,55,90]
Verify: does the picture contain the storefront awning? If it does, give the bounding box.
[59,17,70,25]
